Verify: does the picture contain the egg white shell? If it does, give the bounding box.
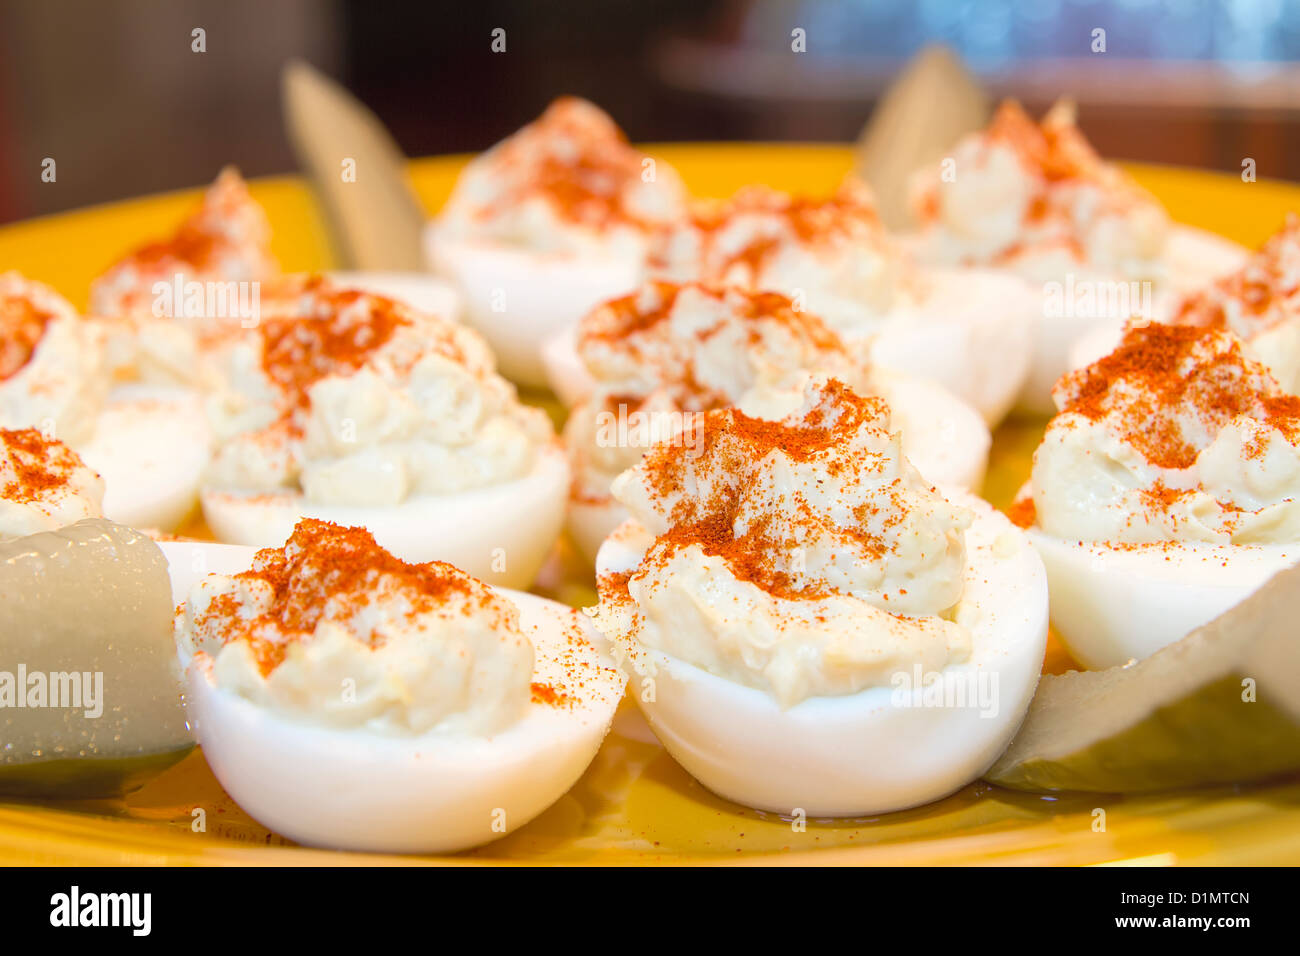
[871,268,1037,426]
[1015,308,1131,417]
[568,496,625,567]
[876,372,989,492]
[77,384,212,532]
[540,322,595,408]
[200,443,568,590]
[425,225,641,387]
[184,588,625,854]
[324,271,462,322]
[1027,527,1299,670]
[563,375,989,568]
[1162,224,1250,298]
[593,492,1048,816]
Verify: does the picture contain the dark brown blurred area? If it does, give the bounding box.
[2,0,1299,224]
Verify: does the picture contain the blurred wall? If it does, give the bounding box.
[0,0,341,221]
[0,0,1297,225]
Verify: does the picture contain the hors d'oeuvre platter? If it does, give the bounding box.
[3,104,1300,865]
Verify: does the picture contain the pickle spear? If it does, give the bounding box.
[0,518,192,797]
[985,561,1300,793]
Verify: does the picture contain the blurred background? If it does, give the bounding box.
[2,0,1298,224]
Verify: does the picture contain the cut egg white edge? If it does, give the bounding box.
[156,541,626,855]
[1013,483,1300,670]
[199,442,569,591]
[591,489,1049,817]
[564,371,990,569]
[322,271,463,323]
[423,223,642,388]
[76,383,212,533]
[871,267,1038,426]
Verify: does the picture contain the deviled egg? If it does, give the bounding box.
[177,518,624,853]
[198,275,567,589]
[1011,322,1300,669]
[0,273,210,531]
[908,100,1248,415]
[562,281,990,563]
[589,378,1047,816]
[546,178,1036,425]
[646,178,1040,427]
[426,96,688,387]
[90,166,277,385]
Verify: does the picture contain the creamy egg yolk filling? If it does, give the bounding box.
[201,276,552,507]
[1021,322,1300,545]
[436,96,687,259]
[591,378,974,708]
[565,280,874,505]
[1172,217,1300,394]
[0,428,104,539]
[176,518,533,735]
[908,100,1168,282]
[648,180,905,335]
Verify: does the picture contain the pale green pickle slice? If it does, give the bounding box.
[986,561,1300,793]
[0,518,193,797]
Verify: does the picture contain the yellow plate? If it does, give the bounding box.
[2,146,1299,866]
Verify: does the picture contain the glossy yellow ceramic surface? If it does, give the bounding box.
[1,146,1299,866]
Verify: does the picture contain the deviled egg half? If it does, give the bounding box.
[427,96,688,387]
[589,378,1047,816]
[198,275,567,589]
[88,168,465,386]
[1011,322,1300,670]
[908,100,1248,415]
[90,166,277,385]
[545,178,1036,425]
[0,273,210,531]
[562,281,990,564]
[176,518,624,854]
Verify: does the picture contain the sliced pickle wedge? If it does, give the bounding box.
[985,561,1300,793]
[0,518,192,797]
